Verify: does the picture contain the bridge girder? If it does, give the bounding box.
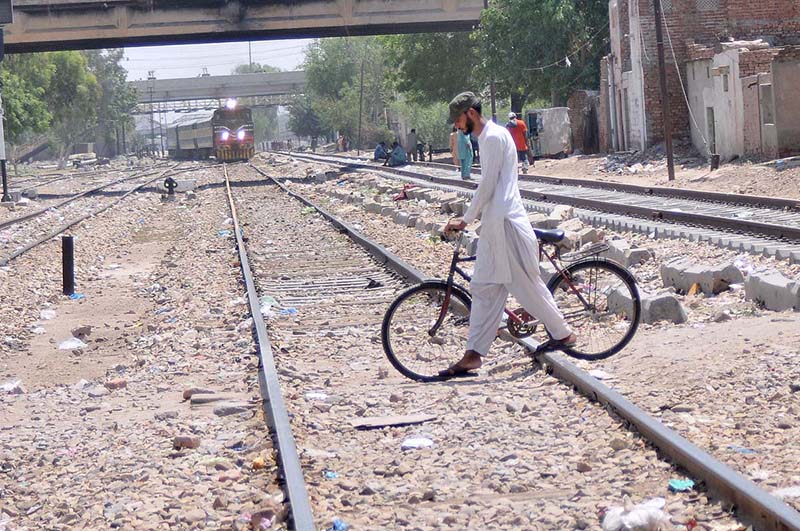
[6,0,482,53]
[130,71,306,104]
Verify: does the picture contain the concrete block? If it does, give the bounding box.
[406,214,419,228]
[22,189,38,199]
[527,213,549,229]
[744,270,800,311]
[625,248,653,267]
[557,218,584,232]
[380,207,397,218]
[578,227,602,245]
[450,199,468,216]
[539,261,557,284]
[642,293,688,324]
[464,234,480,255]
[660,259,745,295]
[364,201,383,214]
[550,204,574,220]
[603,239,631,265]
[394,211,410,225]
[607,286,636,317]
[556,230,580,251]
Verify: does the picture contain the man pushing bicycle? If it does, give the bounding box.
[440,92,577,377]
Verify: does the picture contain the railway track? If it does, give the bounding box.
[283,152,800,262]
[222,160,800,530]
[0,163,182,266]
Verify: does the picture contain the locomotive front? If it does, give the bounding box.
[213,101,255,161]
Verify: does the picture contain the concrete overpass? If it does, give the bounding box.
[4,0,483,53]
[130,71,306,104]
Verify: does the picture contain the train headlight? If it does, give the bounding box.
[225,98,237,110]
[221,130,230,141]
[236,130,246,141]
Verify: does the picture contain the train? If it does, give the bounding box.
[166,104,255,161]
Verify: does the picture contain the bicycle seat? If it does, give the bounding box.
[533,228,565,243]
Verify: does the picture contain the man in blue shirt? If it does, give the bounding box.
[373,141,388,162]
[457,130,473,180]
[384,142,407,167]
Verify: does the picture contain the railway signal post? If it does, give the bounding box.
[0,24,9,203]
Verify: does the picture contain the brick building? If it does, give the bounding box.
[600,0,800,159]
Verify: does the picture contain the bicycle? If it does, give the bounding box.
[381,228,642,381]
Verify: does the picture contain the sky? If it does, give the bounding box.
[123,39,313,81]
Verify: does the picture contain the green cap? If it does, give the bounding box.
[447,91,481,123]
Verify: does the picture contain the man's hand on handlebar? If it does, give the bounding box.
[444,217,466,237]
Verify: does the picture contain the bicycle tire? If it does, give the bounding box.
[382,281,472,381]
[546,258,641,361]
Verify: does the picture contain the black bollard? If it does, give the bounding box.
[1,159,9,203]
[710,153,720,171]
[62,236,74,296]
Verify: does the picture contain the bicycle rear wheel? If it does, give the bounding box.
[546,259,640,361]
[381,281,472,381]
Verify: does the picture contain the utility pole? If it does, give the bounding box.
[482,0,498,122]
[653,0,675,181]
[158,102,165,155]
[0,4,13,203]
[357,50,365,156]
[249,41,253,71]
[148,71,157,157]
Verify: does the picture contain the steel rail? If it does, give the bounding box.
[221,164,316,531]
[248,161,800,531]
[282,151,800,211]
[283,152,800,242]
[0,166,178,266]
[0,164,172,231]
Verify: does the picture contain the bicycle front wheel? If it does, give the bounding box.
[381,282,472,381]
[547,259,641,361]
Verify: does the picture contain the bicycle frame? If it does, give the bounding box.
[428,232,596,337]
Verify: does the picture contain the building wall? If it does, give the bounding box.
[772,48,800,156]
[599,57,612,152]
[615,0,800,149]
[686,59,713,156]
[741,74,762,157]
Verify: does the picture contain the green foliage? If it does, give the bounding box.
[479,0,608,106]
[389,99,450,149]
[231,62,282,74]
[298,37,392,148]
[381,33,479,105]
[45,51,102,162]
[0,54,53,145]
[84,49,138,152]
[288,95,326,141]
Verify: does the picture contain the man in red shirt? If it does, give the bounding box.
[505,112,529,173]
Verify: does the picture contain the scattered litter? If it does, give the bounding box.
[69,293,85,300]
[31,326,45,335]
[602,496,669,531]
[305,392,328,401]
[301,206,316,215]
[401,437,434,450]
[326,518,350,531]
[218,230,232,237]
[0,379,24,395]
[40,309,56,320]
[353,413,436,430]
[727,445,757,454]
[668,479,695,492]
[252,456,266,470]
[323,470,338,479]
[279,307,298,316]
[58,337,88,350]
[773,486,800,499]
[589,369,614,380]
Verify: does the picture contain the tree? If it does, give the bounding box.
[45,51,102,166]
[479,0,608,108]
[301,37,392,148]
[84,49,138,156]
[381,32,479,105]
[0,54,54,173]
[231,62,281,75]
[288,95,326,144]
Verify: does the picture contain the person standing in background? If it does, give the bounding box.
[406,128,418,162]
[505,112,529,173]
[449,127,460,168]
[457,129,473,180]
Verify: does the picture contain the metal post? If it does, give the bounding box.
[148,71,156,157]
[357,51,365,156]
[158,103,165,156]
[483,0,498,123]
[62,236,75,296]
[0,29,9,203]
[249,41,253,71]
[653,0,675,181]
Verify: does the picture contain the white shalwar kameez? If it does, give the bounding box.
[463,120,571,356]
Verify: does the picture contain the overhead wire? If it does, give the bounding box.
[521,25,609,72]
